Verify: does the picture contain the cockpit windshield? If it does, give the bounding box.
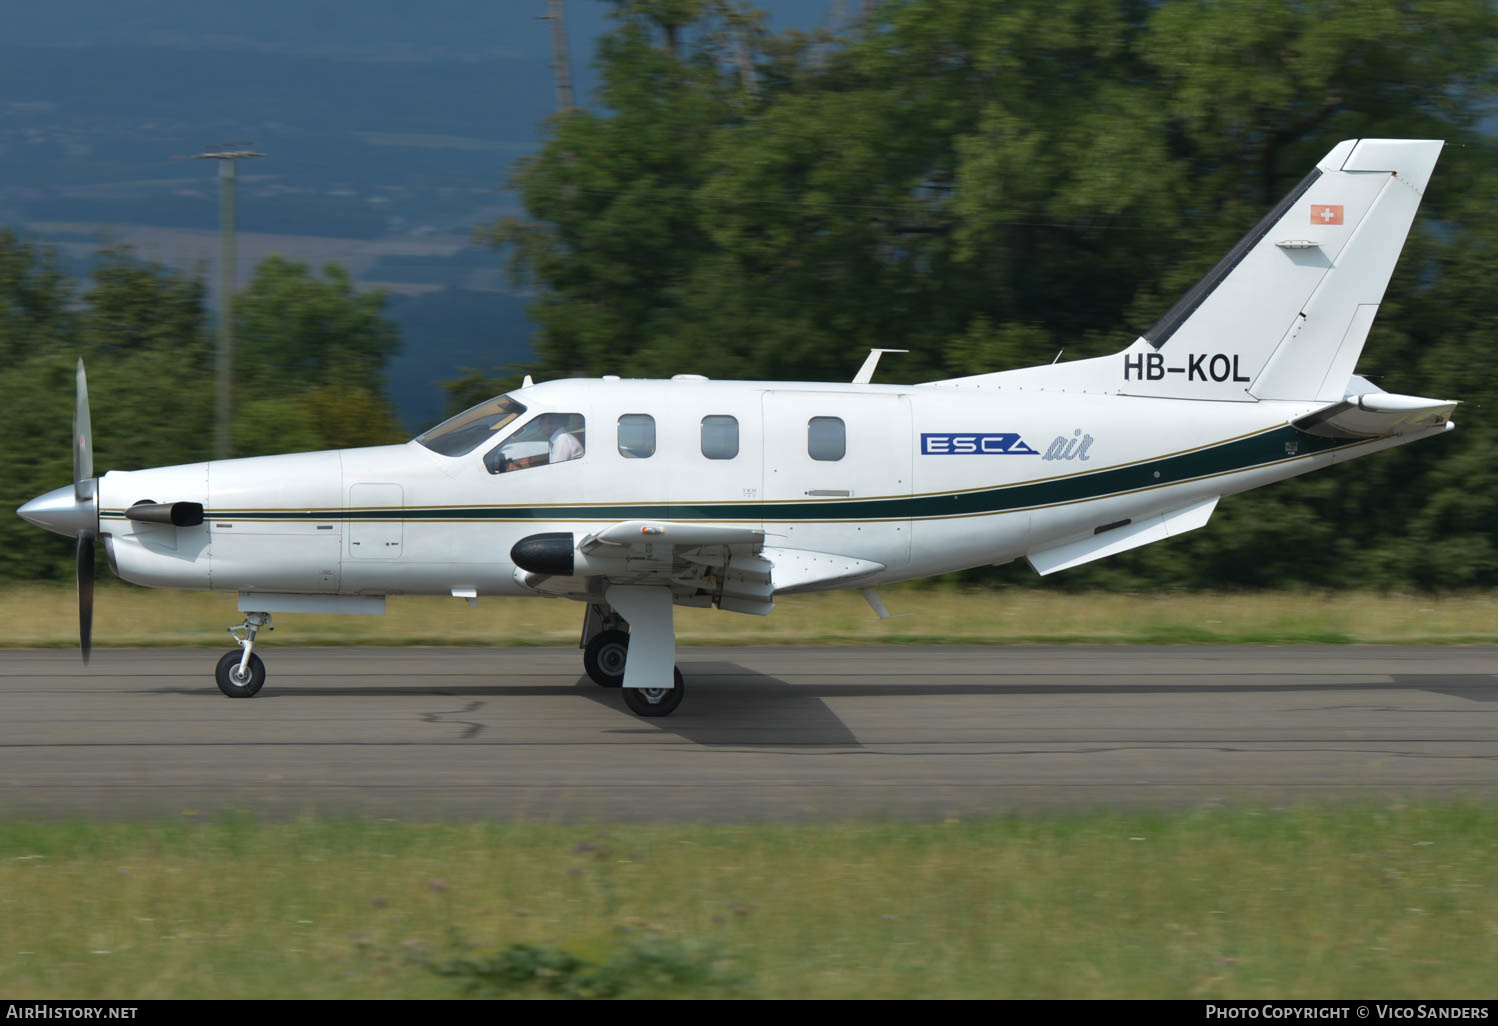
[414,395,528,457]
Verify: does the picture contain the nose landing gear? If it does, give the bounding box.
[216,611,272,698]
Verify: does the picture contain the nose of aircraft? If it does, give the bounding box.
[17,482,98,538]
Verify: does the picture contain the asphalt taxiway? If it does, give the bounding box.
[1,646,1494,821]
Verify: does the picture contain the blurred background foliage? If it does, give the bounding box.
[0,235,407,581]
[3,0,1497,590]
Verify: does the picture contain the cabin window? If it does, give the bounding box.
[701,415,739,460]
[415,394,527,457]
[808,417,846,461]
[484,413,586,474]
[617,414,656,458]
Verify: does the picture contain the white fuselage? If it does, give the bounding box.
[95,377,1438,605]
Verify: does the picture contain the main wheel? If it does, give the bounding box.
[622,667,685,717]
[583,629,629,688]
[215,650,266,698]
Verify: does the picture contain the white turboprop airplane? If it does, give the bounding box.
[18,138,1458,716]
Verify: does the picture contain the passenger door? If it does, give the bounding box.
[761,391,912,568]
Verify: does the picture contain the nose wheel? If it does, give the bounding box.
[623,667,685,717]
[215,650,266,698]
[217,611,271,698]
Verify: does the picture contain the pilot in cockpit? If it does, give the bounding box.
[487,412,586,473]
[547,415,584,463]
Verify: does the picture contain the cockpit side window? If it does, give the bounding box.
[415,395,527,457]
[484,413,586,474]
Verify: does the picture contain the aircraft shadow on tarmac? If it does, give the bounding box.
[143,666,1498,750]
[146,661,868,749]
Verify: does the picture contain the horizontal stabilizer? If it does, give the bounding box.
[1027,497,1220,576]
[1293,393,1457,438]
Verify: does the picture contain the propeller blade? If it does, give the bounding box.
[77,531,95,665]
[74,359,93,501]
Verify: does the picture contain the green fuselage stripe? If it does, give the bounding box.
[101,426,1354,525]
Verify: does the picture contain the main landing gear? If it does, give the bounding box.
[583,629,629,688]
[583,590,686,718]
[584,626,685,717]
[216,611,271,698]
[623,667,685,717]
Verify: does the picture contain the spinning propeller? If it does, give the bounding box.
[16,360,99,663]
[74,360,95,663]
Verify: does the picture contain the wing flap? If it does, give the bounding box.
[762,546,885,594]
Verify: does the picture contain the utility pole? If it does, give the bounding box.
[195,145,261,460]
[542,0,575,111]
[731,19,758,96]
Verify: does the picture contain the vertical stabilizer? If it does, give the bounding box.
[1114,138,1442,402]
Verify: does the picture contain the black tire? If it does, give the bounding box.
[583,629,629,688]
[215,650,266,698]
[622,667,685,717]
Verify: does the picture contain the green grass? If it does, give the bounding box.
[3,583,1497,648]
[2,805,1497,998]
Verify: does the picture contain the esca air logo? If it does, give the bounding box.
[921,433,1039,456]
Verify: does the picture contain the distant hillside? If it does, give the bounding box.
[0,45,537,237]
[0,1,831,430]
[5,0,617,63]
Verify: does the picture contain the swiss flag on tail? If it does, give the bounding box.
[1311,204,1344,225]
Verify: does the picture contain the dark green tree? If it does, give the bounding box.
[483,0,1498,591]
[234,256,401,394]
[231,256,406,455]
[0,230,73,363]
[80,245,209,361]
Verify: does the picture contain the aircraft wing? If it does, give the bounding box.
[578,520,764,553]
[513,520,885,614]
